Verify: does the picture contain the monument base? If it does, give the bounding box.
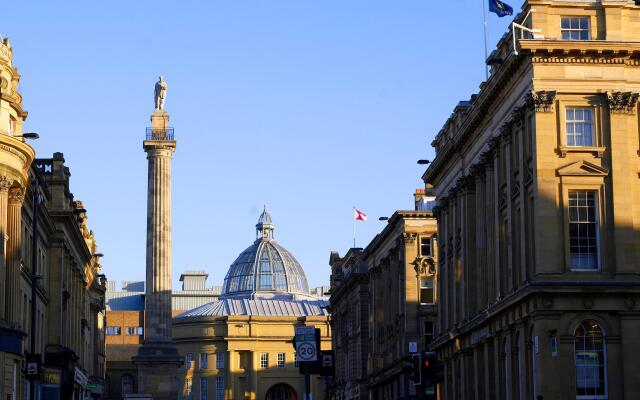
[132,339,183,400]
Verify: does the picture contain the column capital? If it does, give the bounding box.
[8,187,24,205]
[0,176,11,192]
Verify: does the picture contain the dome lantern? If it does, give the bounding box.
[256,206,275,240]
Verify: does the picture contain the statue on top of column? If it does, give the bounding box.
[154,76,168,111]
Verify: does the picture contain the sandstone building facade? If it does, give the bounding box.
[172,210,331,400]
[0,37,106,400]
[422,1,640,399]
[330,192,438,400]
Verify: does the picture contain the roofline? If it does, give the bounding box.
[363,210,434,258]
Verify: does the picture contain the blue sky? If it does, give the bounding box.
[3,0,514,290]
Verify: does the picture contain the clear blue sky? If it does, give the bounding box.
[4,0,514,290]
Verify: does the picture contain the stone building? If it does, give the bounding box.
[171,210,331,400]
[422,1,640,399]
[329,191,438,400]
[0,36,106,400]
[104,271,221,399]
[328,248,368,400]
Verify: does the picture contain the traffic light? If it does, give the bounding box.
[410,353,421,385]
[421,352,444,385]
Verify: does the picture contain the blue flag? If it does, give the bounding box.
[489,0,513,17]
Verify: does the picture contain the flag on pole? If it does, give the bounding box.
[489,0,513,17]
[354,208,368,221]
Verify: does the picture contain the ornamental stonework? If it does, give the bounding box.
[525,90,556,112]
[607,91,639,114]
[8,187,24,204]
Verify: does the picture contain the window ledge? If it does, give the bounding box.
[558,146,605,158]
[570,268,601,273]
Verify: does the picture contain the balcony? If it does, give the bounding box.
[145,127,174,141]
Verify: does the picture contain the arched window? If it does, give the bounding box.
[574,320,607,399]
[121,374,135,396]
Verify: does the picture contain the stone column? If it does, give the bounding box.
[0,176,10,322]
[6,187,24,326]
[134,110,181,400]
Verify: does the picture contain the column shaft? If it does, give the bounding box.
[0,178,10,321]
[6,187,24,326]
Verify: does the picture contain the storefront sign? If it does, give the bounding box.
[74,368,88,388]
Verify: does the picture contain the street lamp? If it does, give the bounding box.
[22,132,40,140]
[417,160,431,165]
[24,133,40,400]
[378,217,389,221]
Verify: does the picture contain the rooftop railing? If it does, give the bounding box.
[145,127,175,141]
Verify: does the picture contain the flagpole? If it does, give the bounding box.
[482,0,489,79]
[352,206,356,248]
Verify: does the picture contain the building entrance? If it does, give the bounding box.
[265,383,297,400]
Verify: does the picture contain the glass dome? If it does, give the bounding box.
[221,209,311,298]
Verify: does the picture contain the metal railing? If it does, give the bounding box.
[145,127,175,141]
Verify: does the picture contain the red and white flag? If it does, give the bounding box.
[354,208,368,221]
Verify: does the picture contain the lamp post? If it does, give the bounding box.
[24,132,40,400]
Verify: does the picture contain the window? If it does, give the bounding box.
[106,327,121,335]
[277,353,285,368]
[568,191,599,270]
[216,352,225,369]
[200,353,208,370]
[215,377,224,400]
[294,352,299,368]
[199,378,208,400]
[184,378,192,400]
[185,353,193,370]
[420,277,434,304]
[125,327,143,336]
[420,237,432,257]
[423,321,434,349]
[260,353,269,369]
[121,374,134,396]
[575,320,607,399]
[8,117,16,136]
[561,17,590,40]
[566,108,594,146]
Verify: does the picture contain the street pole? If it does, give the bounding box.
[29,173,40,400]
[304,365,311,400]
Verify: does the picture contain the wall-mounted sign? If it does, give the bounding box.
[550,336,558,357]
[408,341,418,353]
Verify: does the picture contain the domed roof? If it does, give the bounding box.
[221,210,311,299]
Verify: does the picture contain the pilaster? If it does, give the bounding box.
[6,186,23,326]
[0,177,10,322]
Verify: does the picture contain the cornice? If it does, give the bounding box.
[423,50,527,184]
[519,40,640,59]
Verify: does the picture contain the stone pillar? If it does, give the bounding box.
[0,177,10,322]
[6,187,24,326]
[133,110,181,400]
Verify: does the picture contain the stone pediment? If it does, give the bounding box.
[556,160,609,177]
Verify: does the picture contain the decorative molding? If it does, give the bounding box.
[510,106,527,129]
[582,296,594,310]
[402,232,417,244]
[0,176,10,192]
[607,91,639,114]
[558,146,605,158]
[498,189,508,211]
[8,187,24,205]
[413,256,436,275]
[556,160,609,177]
[0,144,28,167]
[525,90,556,113]
[625,297,636,310]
